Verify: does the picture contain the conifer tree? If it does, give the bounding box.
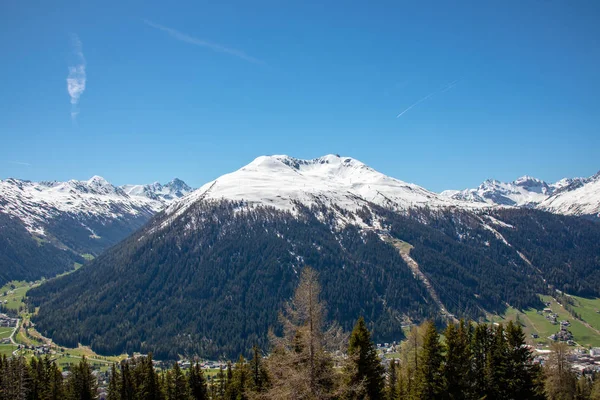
[248,345,268,393]
[166,362,188,400]
[414,321,444,400]
[65,356,98,400]
[471,323,492,398]
[188,362,208,400]
[443,320,472,399]
[225,355,250,400]
[386,360,399,400]
[264,266,343,400]
[120,362,135,400]
[344,316,385,400]
[139,354,161,400]
[107,363,121,400]
[487,323,509,399]
[504,320,544,399]
[48,359,65,400]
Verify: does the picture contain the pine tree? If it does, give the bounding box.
[107,363,121,400]
[120,362,136,400]
[344,316,385,399]
[386,360,399,400]
[471,323,492,398]
[504,320,544,399]
[414,321,444,400]
[487,323,509,399]
[443,320,472,399]
[48,360,65,400]
[139,354,161,400]
[225,355,251,400]
[248,345,268,394]
[189,362,208,400]
[166,362,188,400]
[65,356,98,400]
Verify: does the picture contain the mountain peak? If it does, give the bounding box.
[168,154,472,223]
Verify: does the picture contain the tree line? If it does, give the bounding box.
[4,267,600,399]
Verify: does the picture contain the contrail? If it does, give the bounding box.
[143,19,265,65]
[396,80,459,118]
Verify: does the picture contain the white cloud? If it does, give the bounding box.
[143,19,265,65]
[67,34,86,121]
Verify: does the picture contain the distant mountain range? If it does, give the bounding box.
[441,172,600,219]
[0,176,192,284]
[27,155,600,359]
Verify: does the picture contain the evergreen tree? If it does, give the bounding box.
[139,354,161,400]
[65,356,98,400]
[166,362,188,400]
[344,316,385,400]
[414,321,444,400]
[471,323,492,398]
[48,360,65,400]
[443,320,472,399]
[386,360,399,400]
[487,323,509,399]
[120,362,136,400]
[107,363,121,400]
[248,345,268,393]
[225,355,250,400]
[188,362,208,400]
[504,320,544,399]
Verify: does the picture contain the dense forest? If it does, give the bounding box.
[6,268,600,400]
[28,200,600,359]
[0,213,83,285]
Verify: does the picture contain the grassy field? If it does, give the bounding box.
[0,327,14,339]
[495,295,600,348]
[0,281,31,311]
[568,295,600,331]
[0,344,17,356]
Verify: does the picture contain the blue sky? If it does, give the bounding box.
[1,0,599,192]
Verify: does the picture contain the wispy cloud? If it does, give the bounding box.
[143,19,265,65]
[67,34,86,121]
[396,80,459,118]
[7,161,32,166]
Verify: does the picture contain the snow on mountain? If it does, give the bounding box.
[121,178,192,203]
[167,154,480,223]
[538,172,600,218]
[441,172,600,218]
[0,176,192,235]
[441,176,553,207]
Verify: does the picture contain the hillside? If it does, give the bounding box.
[28,155,600,359]
[0,176,192,284]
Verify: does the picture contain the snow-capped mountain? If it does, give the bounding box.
[0,175,193,276]
[538,172,600,218]
[0,176,191,236]
[167,154,479,225]
[30,154,600,359]
[121,178,192,203]
[441,176,556,207]
[441,172,599,219]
